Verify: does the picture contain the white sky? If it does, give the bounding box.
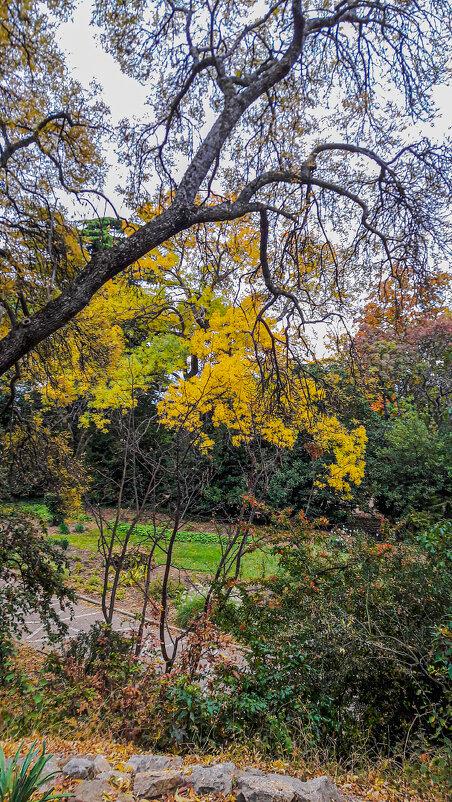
[58,2,452,216]
[57,2,452,352]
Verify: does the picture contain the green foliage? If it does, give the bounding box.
[416,519,452,565]
[74,523,84,533]
[0,507,75,680]
[113,521,227,546]
[43,494,66,527]
[79,217,123,254]
[49,537,69,551]
[370,408,452,522]
[175,593,206,628]
[214,515,452,758]
[14,501,51,522]
[0,741,68,802]
[48,622,138,691]
[58,523,70,535]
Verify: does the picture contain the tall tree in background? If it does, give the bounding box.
[0,0,451,379]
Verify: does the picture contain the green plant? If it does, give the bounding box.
[175,593,206,628]
[0,507,75,680]
[43,494,66,527]
[74,523,84,533]
[48,622,138,691]
[58,523,70,536]
[50,537,69,551]
[215,512,452,758]
[0,741,70,802]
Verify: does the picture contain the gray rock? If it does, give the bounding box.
[234,770,308,802]
[234,771,345,802]
[183,762,236,795]
[96,770,131,785]
[300,776,345,802]
[62,757,94,780]
[133,768,185,798]
[126,754,182,774]
[73,779,111,802]
[42,759,61,777]
[93,755,111,775]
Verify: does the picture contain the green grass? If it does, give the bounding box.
[12,500,278,578]
[13,500,51,521]
[67,529,278,578]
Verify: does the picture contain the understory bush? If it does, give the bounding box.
[0,507,75,680]
[1,516,450,774]
[214,514,451,758]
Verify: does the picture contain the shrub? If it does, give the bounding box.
[58,523,70,536]
[48,622,139,690]
[0,507,75,680]
[215,514,452,758]
[74,523,84,533]
[43,493,66,527]
[175,592,206,628]
[50,537,69,550]
[0,741,67,802]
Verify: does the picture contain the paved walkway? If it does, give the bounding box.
[22,598,135,645]
[21,595,181,665]
[21,594,247,668]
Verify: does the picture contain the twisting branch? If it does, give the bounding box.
[0,111,74,168]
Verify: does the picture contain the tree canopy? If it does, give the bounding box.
[0,0,451,377]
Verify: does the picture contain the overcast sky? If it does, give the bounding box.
[58,1,452,218]
[56,2,452,352]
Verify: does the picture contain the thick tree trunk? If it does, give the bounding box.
[0,205,192,375]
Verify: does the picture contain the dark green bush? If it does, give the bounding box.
[0,507,75,680]
[214,514,452,758]
[43,493,66,527]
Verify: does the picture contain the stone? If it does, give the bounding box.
[234,771,345,802]
[234,770,308,802]
[42,759,61,777]
[93,755,111,775]
[300,776,345,802]
[39,762,64,795]
[73,779,111,802]
[126,754,182,774]
[62,757,94,780]
[96,771,131,786]
[183,762,236,795]
[133,769,185,798]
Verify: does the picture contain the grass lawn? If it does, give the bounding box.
[67,529,278,578]
[14,500,278,578]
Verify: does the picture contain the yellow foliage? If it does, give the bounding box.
[158,299,366,496]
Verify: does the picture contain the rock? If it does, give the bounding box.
[183,762,236,795]
[133,769,185,798]
[39,763,64,795]
[234,771,345,802]
[73,779,111,802]
[126,754,182,774]
[234,770,308,802]
[97,770,131,786]
[93,755,111,775]
[42,759,61,777]
[300,776,345,802]
[62,757,94,780]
